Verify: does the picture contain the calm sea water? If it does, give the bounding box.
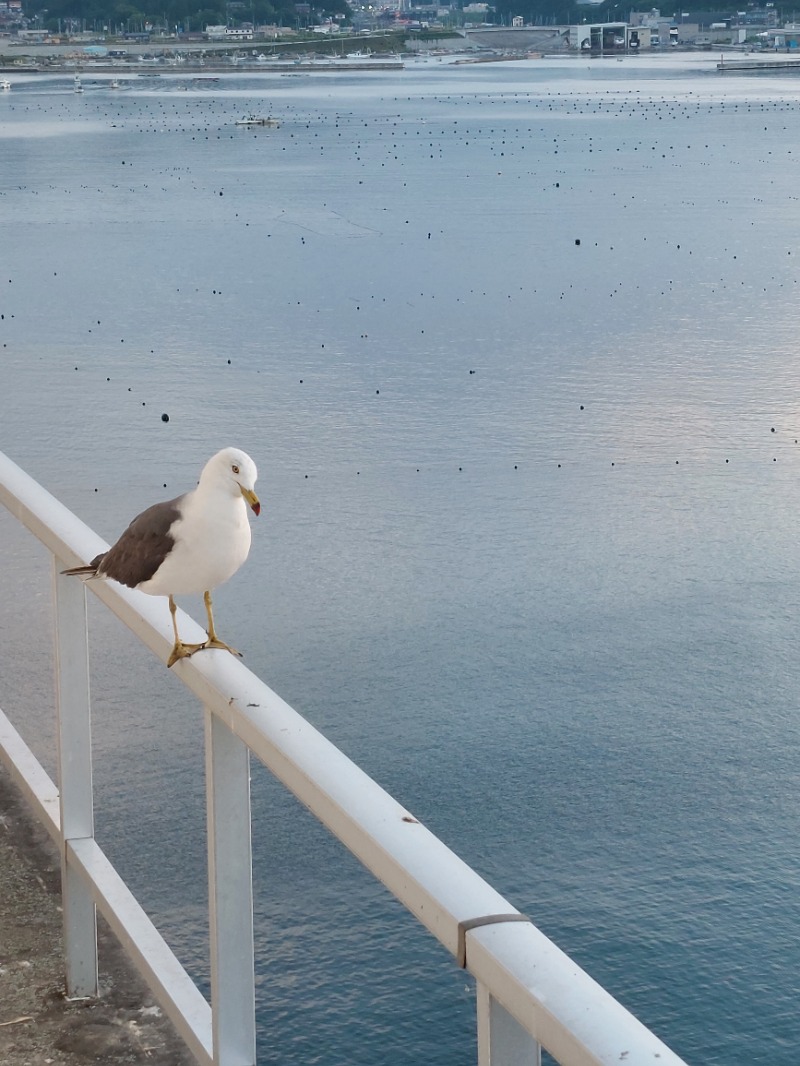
[3,54,800,1064]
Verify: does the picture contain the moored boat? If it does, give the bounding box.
[235,115,280,127]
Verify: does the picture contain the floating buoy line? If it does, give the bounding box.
[277,439,800,485]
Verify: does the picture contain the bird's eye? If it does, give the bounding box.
[232,464,240,474]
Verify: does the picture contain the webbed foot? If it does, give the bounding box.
[167,641,206,668]
[201,637,242,658]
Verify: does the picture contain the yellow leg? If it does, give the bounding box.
[166,595,205,668]
[201,590,242,658]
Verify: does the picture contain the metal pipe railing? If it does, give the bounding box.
[0,449,690,1066]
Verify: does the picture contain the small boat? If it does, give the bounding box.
[235,115,280,127]
[109,79,120,89]
[0,79,11,91]
[74,75,84,93]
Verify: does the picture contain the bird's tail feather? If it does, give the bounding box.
[62,551,106,577]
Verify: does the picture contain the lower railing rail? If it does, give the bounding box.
[0,450,689,1066]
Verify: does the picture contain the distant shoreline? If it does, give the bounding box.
[6,47,800,79]
[1,60,407,73]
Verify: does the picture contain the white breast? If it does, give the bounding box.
[139,486,252,597]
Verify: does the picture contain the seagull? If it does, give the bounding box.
[63,447,260,667]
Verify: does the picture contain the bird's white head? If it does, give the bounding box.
[201,448,260,515]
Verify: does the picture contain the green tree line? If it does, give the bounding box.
[27,0,351,34]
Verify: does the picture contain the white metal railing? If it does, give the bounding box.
[0,450,690,1066]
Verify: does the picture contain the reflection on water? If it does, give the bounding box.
[3,56,800,1064]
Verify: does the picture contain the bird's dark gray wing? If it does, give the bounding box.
[97,494,186,589]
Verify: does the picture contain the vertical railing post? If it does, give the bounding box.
[477,982,541,1066]
[53,561,98,998]
[205,707,256,1066]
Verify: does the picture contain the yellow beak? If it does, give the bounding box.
[240,486,261,516]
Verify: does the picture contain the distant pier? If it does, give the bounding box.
[717,55,800,71]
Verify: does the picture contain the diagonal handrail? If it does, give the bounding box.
[0,450,690,1066]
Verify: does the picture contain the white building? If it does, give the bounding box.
[569,21,652,49]
[204,25,255,39]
